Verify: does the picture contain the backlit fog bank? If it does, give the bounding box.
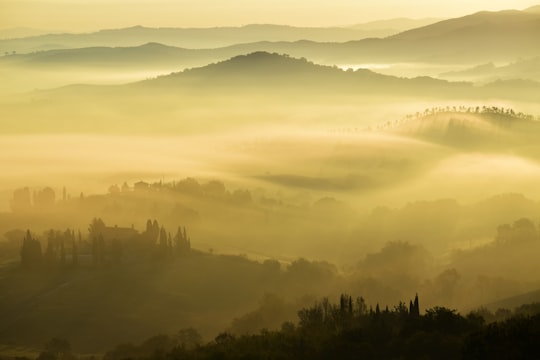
[1,10,540,353]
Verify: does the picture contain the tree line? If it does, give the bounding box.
[366,106,540,132]
[94,293,540,360]
[20,218,192,269]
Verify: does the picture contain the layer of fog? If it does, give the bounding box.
[0,66,183,95]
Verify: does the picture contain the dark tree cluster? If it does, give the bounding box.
[113,295,540,360]
[104,329,202,360]
[369,106,540,132]
[20,218,193,269]
[45,228,77,266]
[142,219,191,258]
[87,218,192,265]
[406,106,537,121]
[495,218,538,244]
[170,178,252,205]
[106,178,252,207]
[36,337,74,360]
[20,230,42,268]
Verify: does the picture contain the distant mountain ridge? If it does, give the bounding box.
[481,288,540,311]
[0,27,62,40]
[2,7,539,71]
[1,42,205,68]
[390,9,540,40]
[347,17,441,30]
[525,4,540,13]
[0,19,442,53]
[440,57,540,82]
[0,24,399,54]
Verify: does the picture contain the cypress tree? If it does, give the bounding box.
[413,294,420,316]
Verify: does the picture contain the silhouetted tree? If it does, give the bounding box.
[20,230,42,268]
[113,293,540,360]
[159,226,168,254]
[37,338,73,360]
[45,230,57,265]
[89,218,106,240]
[174,226,191,255]
[412,293,420,317]
[146,219,152,235]
[355,296,367,317]
[152,220,159,243]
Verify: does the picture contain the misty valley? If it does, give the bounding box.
[1,3,540,360]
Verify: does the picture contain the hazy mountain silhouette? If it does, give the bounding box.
[482,288,540,311]
[8,51,539,102]
[440,57,540,82]
[525,4,540,13]
[1,42,206,68]
[3,52,539,135]
[347,17,441,31]
[2,7,538,66]
[220,9,540,64]
[139,52,540,101]
[358,10,540,62]
[0,24,398,55]
[147,52,345,82]
[0,27,63,40]
[390,10,540,41]
[138,52,471,93]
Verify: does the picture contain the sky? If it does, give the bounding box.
[0,0,538,31]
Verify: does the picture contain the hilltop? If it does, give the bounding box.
[140,52,466,92]
[386,107,540,151]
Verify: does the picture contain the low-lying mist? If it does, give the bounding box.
[2,50,540,357]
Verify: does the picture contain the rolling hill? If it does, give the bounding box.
[387,108,540,152]
[124,52,474,95]
[2,52,539,136]
[137,52,540,102]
